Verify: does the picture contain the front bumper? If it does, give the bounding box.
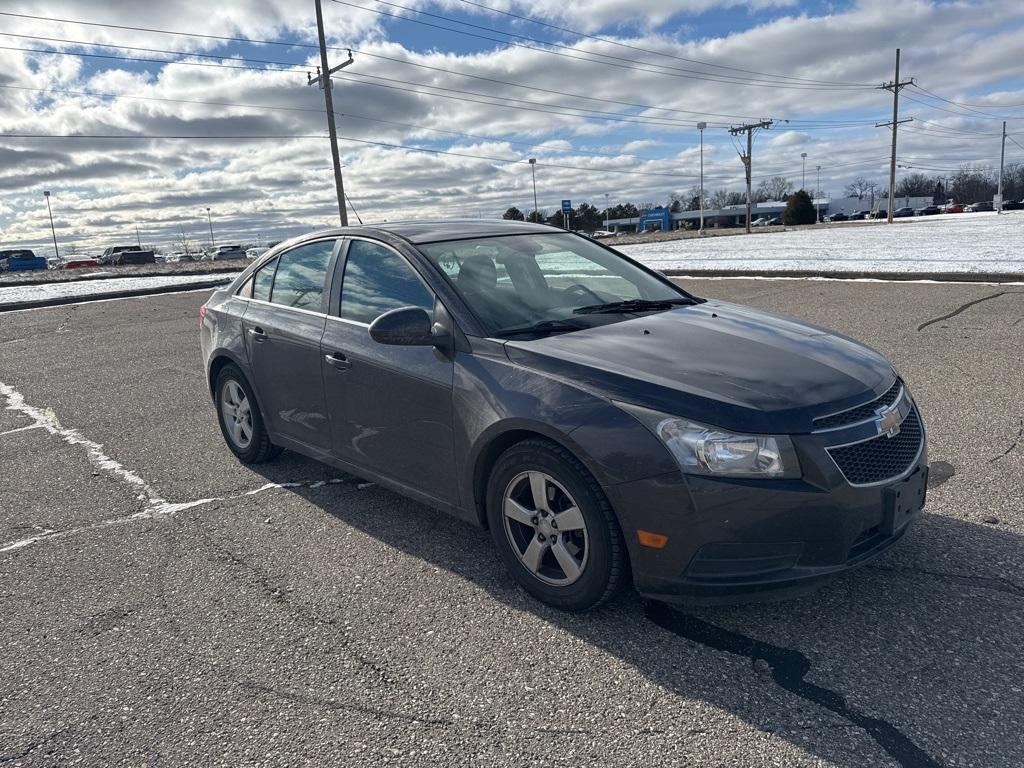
[607,417,928,605]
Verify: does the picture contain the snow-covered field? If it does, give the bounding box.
[619,210,1024,274]
[0,273,238,307]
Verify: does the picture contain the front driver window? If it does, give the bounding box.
[339,240,434,324]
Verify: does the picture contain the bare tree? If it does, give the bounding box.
[175,229,199,257]
[844,176,878,199]
[755,176,793,202]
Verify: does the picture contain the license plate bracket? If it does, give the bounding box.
[883,467,928,536]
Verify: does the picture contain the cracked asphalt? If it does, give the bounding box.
[1,278,1022,767]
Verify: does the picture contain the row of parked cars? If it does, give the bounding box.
[0,243,273,272]
[825,199,1022,222]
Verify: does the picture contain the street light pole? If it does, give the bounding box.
[815,166,821,223]
[528,158,538,221]
[801,152,807,190]
[206,207,215,249]
[604,192,609,229]
[42,191,59,260]
[696,122,707,234]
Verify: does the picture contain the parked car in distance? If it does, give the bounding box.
[99,245,156,265]
[200,220,929,611]
[0,248,48,272]
[1001,199,1024,210]
[851,210,871,220]
[751,217,770,227]
[767,216,783,226]
[868,209,886,219]
[966,201,993,212]
[916,205,942,216]
[893,207,915,218]
[210,244,247,260]
[825,212,848,222]
[943,203,966,213]
[59,256,100,269]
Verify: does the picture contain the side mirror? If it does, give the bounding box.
[369,306,435,346]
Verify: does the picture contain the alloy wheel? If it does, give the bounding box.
[502,470,589,586]
[220,379,253,450]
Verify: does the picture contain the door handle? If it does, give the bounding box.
[248,327,268,341]
[324,351,351,370]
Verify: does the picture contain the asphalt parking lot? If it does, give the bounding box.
[2,278,1022,767]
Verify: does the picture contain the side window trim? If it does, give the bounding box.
[331,236,437,324]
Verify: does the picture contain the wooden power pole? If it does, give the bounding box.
[728,120,773,234]
[308,0,354,227]
[877,49,914,223]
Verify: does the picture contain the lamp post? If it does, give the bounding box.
[604,192,609,230]
[815,165,821,223]
[697,122,707,234]
[42,191,59,260]
[205,207,215,249]
[528,158,538,222]
[801,152,807,190]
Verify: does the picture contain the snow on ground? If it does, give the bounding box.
[0,273,239,306]
[619,210,1024,274]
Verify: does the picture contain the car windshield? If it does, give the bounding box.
[418,233,697,336]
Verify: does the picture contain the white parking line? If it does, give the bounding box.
[0,380,351,553]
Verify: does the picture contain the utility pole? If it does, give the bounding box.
[801,152,807,190]
[308,0,354,227]
[815,166,821,223]
[604,192,609,230]
[697,121,707,235]
[728,120,773,234]
[135,225,143,250]
[528,158,538,221]
[42,191,59,260]
[877,48,914,224]
[997,120,1007,214]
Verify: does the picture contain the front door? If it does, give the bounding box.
[320,238,459,505]
[243,239,337,451]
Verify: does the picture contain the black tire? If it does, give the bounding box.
[214,363,282,464]
[486,438,627,611]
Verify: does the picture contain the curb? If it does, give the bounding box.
[0,277,234,313]
[660,269,1024,283]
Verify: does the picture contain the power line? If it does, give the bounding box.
[910,84,1024,118]
[0,44,306,73]
[448,0,874,87]
[329,0,875,91]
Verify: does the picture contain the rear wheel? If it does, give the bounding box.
[486,439,626,611]
[214,364,281,463]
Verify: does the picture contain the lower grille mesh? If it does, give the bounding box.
[828,408,923,485]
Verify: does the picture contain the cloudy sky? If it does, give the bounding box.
[2,0,1023,254]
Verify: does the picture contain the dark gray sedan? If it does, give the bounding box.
[200,220,927,610]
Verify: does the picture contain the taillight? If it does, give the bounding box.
[199,303,208,327]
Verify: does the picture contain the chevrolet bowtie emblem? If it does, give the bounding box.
[876,403,904,438]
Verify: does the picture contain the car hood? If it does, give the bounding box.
[504,300,895,434]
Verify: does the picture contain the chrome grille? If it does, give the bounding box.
[827,408,923,485]
[814,379,902,430]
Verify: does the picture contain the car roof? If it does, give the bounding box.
[291,218,560,246]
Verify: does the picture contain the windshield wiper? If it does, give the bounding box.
[494,319,585,338]
[572,297,696,315]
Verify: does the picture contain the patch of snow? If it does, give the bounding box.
[0,273,240,306]
[619,210,1024,274]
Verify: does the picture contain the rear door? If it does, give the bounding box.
[242,239,338,451]
[320,238,459,504]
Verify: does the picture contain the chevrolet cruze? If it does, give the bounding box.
[200,220,928,610]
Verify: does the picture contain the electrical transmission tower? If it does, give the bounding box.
[877,48,914,223]
[728,120,773,234]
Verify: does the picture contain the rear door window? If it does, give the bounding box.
[269,240,336,312]
[252,257,278,302]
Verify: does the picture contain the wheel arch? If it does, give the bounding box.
[469,420,612,529]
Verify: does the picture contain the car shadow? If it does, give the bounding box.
[248,459,1022,768]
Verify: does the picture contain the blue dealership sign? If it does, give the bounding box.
[561,199,572,213]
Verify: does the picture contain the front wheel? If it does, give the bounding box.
[214,364,281,464]
[486,439,627,611]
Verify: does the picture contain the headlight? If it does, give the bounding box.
[617,403,800,479]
